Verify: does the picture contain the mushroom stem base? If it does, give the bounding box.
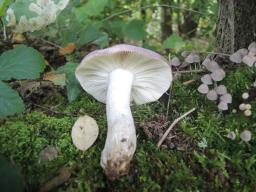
[101,69,136,180]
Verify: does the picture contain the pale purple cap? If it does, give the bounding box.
[76,44,172,105]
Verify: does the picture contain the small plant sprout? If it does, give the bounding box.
[71,115,99,151]
[240,130,252,142]
[75,44,172,180]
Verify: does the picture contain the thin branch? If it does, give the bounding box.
[157,107,196,147]
[33,104,76,117]
[174,69,204,74]
[102,4,212,22]
[185,50,231,57]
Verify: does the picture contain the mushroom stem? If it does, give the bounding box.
[101,69,136,180]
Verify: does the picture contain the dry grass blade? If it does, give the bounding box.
[157,107,196,147]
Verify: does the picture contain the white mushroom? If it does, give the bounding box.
[75,44,172,180]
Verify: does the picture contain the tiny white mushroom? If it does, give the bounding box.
[198,84,209,94]
[205,61,220,72]
[242,92,249,100]
[220,93,232,104]
[171,57,181,66]
[240,130,252,142]
[239,103,247,111]
[248,42,256,54]
[237,48,249,57]
[245,104,252,110]
[207,90,218,101]
[242,55,256,67]
[202,58,211,67]
[215,85,227,95]
[71,115,99,151]
[211,69,226,82]
[227,131,236,140]
[230,52,242,63]
[75,44,172,180]
[218,101,228,111]
[244,109,252,117]
[201,74,213,85]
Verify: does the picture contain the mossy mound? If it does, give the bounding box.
[1,67,256,191]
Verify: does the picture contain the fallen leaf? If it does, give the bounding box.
[43,72,66,86]
[12,34,25,43]
[71,115,99,151]
[59,43,76,55]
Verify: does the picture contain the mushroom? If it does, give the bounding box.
[75,44,172,180]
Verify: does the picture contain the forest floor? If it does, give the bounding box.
[1,62,256,191]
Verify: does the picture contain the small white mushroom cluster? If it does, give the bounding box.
[170,51,200,68]
[227,130,252,142]
[6,0,69,33]
[230,42,256,66]
[197,58,232,111]
[239,92,252,117]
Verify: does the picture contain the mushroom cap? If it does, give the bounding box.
[76,44,172,105]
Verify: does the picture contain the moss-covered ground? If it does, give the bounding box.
[1,67,256,191]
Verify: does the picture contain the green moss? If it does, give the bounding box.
[1,66,256,191]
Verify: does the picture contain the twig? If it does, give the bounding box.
[102,4,212,22]
[182,79,196,85]
[157,107,196,147]
[33,104,76,117]
[185,50,231,57]
[174,69,204,74]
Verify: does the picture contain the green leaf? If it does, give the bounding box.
[124,19,147,41]
[0,45,45,80]
[75,0,108,22]
[163,34,185,50]
[0,81,25,118]
[57,62,77,75]
[93,32,109,48]
[0,157,23,192]
[66,74,81,102]
[77,24,101,47]
[0,0,11,17]
[57,62,81,102]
